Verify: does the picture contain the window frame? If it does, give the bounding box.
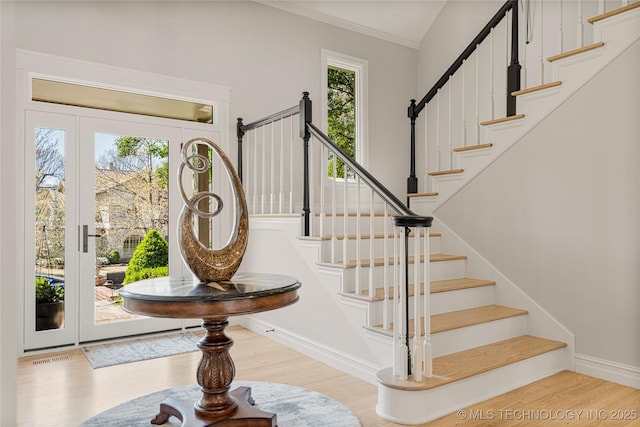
[321,50,369,171]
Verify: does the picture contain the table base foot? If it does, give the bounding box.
[151,386,277,427]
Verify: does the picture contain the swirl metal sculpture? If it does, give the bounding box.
[178,138,248,283]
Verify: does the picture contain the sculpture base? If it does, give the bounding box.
[151,386,276,427]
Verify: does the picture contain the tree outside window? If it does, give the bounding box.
[327,66,356,179]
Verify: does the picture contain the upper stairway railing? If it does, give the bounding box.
[237,92,434,381]
[408,0,632,197]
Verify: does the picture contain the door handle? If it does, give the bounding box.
[82,224,101,253]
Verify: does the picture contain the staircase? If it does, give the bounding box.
[410,2,640,215]
[236,2,639,425]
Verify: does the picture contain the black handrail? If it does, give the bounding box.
[238,92,433,379]
[307,124,418,218]
[237,105,301,183]
[408,0,520,196]
[414,0,515,115]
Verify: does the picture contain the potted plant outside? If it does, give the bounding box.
[35,276,65,331]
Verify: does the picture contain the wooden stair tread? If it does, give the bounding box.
[428,169,463,177]
[324,253,466,269]
[587,2,640,24]
[480,114,525,126]
[452,143,493,153]
[512,81,562,96]
[343,277,494,301]
[431,304,528,333]
[371,304,528,335]
[407,192,438,198]
[547,42,605,62]
[431,277,496,293]
[377,335,567,391]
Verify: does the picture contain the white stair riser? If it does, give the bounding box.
[313,216,396,236]
[376,347,570,425]
[340,259,467,293]
[366,314,527,359]
[430,315,528,358]
[430,286,494,315]
[318,235,440,263]
[429,174,464,194]
[368,285,495,325]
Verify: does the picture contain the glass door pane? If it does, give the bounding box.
[79,118,181,342]
[25,112,78,350]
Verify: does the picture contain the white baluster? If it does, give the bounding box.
[598,0,604,15]
[558,0,564,54]
[423,228,432,378]
[577,0,584,48]
[319,144,325,239]
[261,126,266,214]
[461,59,467,149]
[382,204,389,330]
[355,176,361,294]
[412,226,423,382]
[279,118,284,214]
[343,166,348,267]
[289,115,294,214]
[475,46,480,145]
[436,89,441,171]
[447,77,453,170]
[393,226,408,380]
[253,130,258,214]
[490,27,495,120]
[331,150,337,263]
[270,124,275,214]
[540,0,545,85]
[368,189,375,299]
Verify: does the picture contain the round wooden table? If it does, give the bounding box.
[120,272,301,427]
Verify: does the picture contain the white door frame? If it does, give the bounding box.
[17,50,230,352]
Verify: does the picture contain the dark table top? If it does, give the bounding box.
[119,272,301,319]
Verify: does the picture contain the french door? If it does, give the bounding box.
[24,111,212,349]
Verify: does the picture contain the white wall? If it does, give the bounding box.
[417,0,504,96]
[436,40,640,375]
[0,1,18,424]
[14,1,416,197]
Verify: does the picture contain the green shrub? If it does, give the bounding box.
[124,229,168,284]
[108,249,121,264]
[35,277,64,303]
[124,266,169,284]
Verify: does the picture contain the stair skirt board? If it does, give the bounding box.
[376,347,570,425]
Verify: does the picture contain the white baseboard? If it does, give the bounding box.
[575,354,640,389]
[238,315,381,385]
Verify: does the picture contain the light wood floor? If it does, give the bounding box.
[17,326,640,426]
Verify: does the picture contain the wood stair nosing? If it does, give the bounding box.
[428,169,464,177]
[587,2,640,24]
[343,277,496,302]
[452,143,493,153]
[407,192,438,198]
[547,41,605,63]
[371,304,528,336]
[378,335,568,391]
[316,231,441,241]
[479,114,525,127]
[329,253,467,269]
[511,81,562,96]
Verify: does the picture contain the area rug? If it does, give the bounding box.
[79,381,361,426]
[82,331,202,369]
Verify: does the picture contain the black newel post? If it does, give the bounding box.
[407,99,418,201]
[507,0,521,116]
[236,118,245,183]
[300,92,312,236]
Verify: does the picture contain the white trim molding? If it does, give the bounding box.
[320,49,369,169]
[575,354,640,389]
[238,315,380,385]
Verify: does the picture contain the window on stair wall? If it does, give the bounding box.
[321,50,368,179]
